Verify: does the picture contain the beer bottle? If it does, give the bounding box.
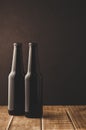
[25,43,43,118]
[8,43,25,115]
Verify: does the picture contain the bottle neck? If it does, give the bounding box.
[27,43,40,75]
[11,43,24,74]
[11,45,17,72]
[27,44,32,73]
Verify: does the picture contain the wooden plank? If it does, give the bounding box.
[67,106,86,130]
[10,116,41,130]
[0,106,41,130]
[42,106,74,130]
[0,106,86,130]
[0,106,11,130]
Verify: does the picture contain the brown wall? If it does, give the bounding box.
[0,1,86,105]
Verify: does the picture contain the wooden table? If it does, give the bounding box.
[0,106,86,130]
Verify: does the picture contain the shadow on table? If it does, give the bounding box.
[43,112,65,120]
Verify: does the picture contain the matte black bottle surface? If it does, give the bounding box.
[8,43,25,115]
[25,43,43,118]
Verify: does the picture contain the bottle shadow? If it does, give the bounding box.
[43,111,66,120]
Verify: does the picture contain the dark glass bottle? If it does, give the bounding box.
[8,43,25,115]
[25,43,43,118]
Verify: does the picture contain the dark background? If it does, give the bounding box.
[0,1,86,105]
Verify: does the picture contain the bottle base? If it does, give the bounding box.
[25,112,43,118]
[8,110,24,116]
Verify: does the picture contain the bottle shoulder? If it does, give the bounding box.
[25,72,42,79]
[25,72,31,79]
[8,71,25,78]
[8,71,16,77]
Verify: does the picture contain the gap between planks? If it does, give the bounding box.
[6,116,14,130]
[65,109,77,130]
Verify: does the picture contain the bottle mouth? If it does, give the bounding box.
[13,43,22,46]
[28,42,37,46]
[29,42,32,46]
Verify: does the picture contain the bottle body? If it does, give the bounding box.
[8,43,25,115]
[25,43,43,118]
[25,73,43,118]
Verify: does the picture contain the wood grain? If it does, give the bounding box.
[42,106,74,130]
[67,106,86,130]
[0,106,11,130]
[10,116,41,130]
[0,106,86,130]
